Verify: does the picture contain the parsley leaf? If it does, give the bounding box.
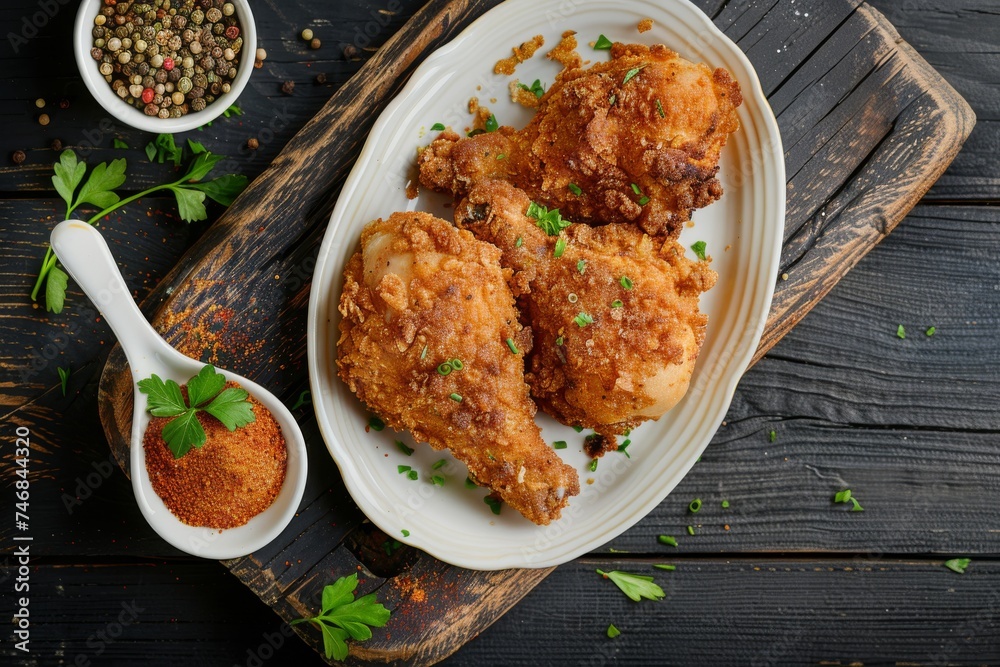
[526,201,571,235]
[51,150,86,215]
[833,488,865,512]
[137,374,188,417]
[518,79,546,98]
[113,138,130,149]
[691,240,707,261]
[57,366,70,396]
[607,623,621,638]
[622,65,647,85]
[76,158,127,210]
[161,409,206,457]
[594,34,613,50]
[170,186,209,222]
[485,114,499,133]
[186,364,226,408]
[291,573,391,661]
[944,558,970,574]
[897,324,906,339]
[44,266,69,314]
[430,122,445,131]
[596,569,665,602]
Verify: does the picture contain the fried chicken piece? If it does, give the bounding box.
[455,181,717,446]
[419,42,742,239]
[337,212,579,524]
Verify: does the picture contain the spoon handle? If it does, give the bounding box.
[50,221,171,374]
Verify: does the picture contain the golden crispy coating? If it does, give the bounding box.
[337,212,580,524]
[419,42,742,239]
[455,181,717,443]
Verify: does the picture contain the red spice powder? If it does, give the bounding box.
[143,387,287,529]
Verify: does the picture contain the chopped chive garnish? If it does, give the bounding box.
[449,358,464,371]
[420,345,428,360]
[721,499,730,509]
[569,183,583,196]
[526,201,571,235]
[431,475,445,486]
[589,459,598,472]
[437,363,452,376]
[655,99,665,118]
[638,196,650,206]
[577,259,587,274]
[506,338,520,354]
[617,439,631,458]
[691,240,707,261]
[397,465,411,474]
[432,458,447,470]
[553,440,568,450]
[449,392,463,403]
[568,293,578,303]
[430,122,445,131]
[687,525,695,535]
[484,495,502,515]
[554,237,567,258]
[611,300,623,309]
[594,34,613,50]
[769,430,776,442]
[653,564,676,571]
[496,153,506,160]
[368,415,385,431]
[572,425,583,432]
[609,94,617,106]
[485,114,499,132]
[556,337,565,346]
[658,535,678,547]
[945,558,970,574]
[573,312,594,328]
[607,623,621,638]
[622,65,646,85]
[401,529,410,537]
[688,498,702,513]
[897,324,906,339]
[926,326,937,336]
[465,476,477,489]
[515,236,523,248]
[396,440,414,456]
[630,183,641,195]
[620,275,634,290]
[407,470,418,480]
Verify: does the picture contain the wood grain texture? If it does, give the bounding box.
[85,0,975,664]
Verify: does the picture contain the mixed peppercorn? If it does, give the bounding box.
[89,0,245,118]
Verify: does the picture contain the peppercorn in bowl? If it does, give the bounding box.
[74,0,256,133]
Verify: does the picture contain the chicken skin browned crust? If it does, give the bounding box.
[337,212,580,524]
[419,42,742,239]
[455,181,717,447]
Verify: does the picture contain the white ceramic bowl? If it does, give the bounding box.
[73,0,256,133]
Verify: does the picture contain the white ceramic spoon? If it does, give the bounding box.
[51,220,308,559]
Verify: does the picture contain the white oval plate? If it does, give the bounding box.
[308,0,784,570]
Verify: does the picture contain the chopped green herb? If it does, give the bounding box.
[926,326,936,337]
[687,525,695,536]
[407,470,418,481]
[526,201,572,235]
[289,573,391,661]
[607,624,621,638]
[622,65,646,85]
[484,114,499,133]
[467,128,485,137]
[609,94,617,106]
[556,337,565,346]
[617,439,631,458]
[518,79,546,98]
[620,275,634,290]
[630,183,642,195]
[57,366,70,396]
[655,99,665,118]
[290,390,311,411]
[449,392,463,403]
[572,425,584,433]
[515,236,523,248]
[506,338,520,354]
[484,495,502,515]
[449,358,464,371]
[465,476,477,489]
[721,500,730,509]
[658,535,678,547]
[897,324,906,339]
[420,345,428,360]
[611,300,623,309]
[568,293,578,303]
[113,138,130,149]
[589,459,598,472]
[430,122,445,131]
[368,415,386,431]
[401,529,410,537]
[577,259,587,274]
[944,558,970,574]
[496,153,506,160]
[769,430,776,442]
[833,488,864,512]
[573,312,594,328]
[432,459,447,470]
[554,237,567,258]
[396,440,414,456]
[653,564,676,571]
[569,183,583,196]
[553,440,568,450]
[691,240,707,261]
[638,195,650,206]
[431,475,445,486]
[397,465,411,474]
[688,498,702,513]
[596,569,665,602]
[594,34,613,50]
[437,362,452,376]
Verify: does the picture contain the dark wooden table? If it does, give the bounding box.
[2,1,999,665]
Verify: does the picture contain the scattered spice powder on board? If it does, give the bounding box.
[144,384,287,529]
[638,18,654,33]
[493,34,545,75]
[547,30,582,69]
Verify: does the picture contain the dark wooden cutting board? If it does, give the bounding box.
[96,0,973,664]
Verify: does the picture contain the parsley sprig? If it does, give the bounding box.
[596,569,665,602]
[32,147,247,313]
[290,573,391,661]
[526,201,571,235]
[138,365,255,458]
